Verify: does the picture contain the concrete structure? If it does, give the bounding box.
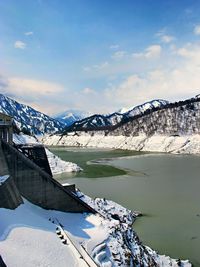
[14,144,52,176]
[0,256,7,267]
[0,176,23,209]
[0,140,95,213]
[0,113,13,144]
[0,143,23,209]
[0,113,94,213]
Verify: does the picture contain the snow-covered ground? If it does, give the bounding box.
[13,133,82,174]
[0,199,102,267]
[45,148,82,174]
[76,191,191,267]
[1,133,192,266]
[42,133,200,154]
[0,197,191,267]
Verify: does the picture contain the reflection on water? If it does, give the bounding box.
[50,147,200,266]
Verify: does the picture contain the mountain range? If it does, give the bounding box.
[0,94,65,135]
[64,99,169,132]
[1,93,199,137]
[0,93,171,135]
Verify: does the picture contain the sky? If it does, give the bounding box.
[1,0,200,116]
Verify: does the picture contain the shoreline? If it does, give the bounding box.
[42,133,200,155]
[5,134,192,266]
[52,146,193,266]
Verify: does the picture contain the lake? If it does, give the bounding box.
[49,146,200,267]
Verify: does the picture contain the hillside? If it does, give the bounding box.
[0,94,65,135]
[64,99,168,132]
[109,97,200,137]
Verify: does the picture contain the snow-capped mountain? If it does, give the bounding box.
[118,99,169,115]
[64,99,169,132]
[111,96,200,137]
[54,109,90,126]
[0,94,65,135]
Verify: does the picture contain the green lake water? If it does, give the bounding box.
[49,146,200,267]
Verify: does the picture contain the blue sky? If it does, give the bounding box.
[1,0,200,115]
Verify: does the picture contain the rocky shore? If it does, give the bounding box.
[42,133,200,155]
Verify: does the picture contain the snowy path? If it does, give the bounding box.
[0,227,83,267]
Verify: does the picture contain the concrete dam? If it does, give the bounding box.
[0,114,94,213]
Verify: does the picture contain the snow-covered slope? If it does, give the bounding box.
[54,109,91,126]
[13,133,82,174]
[42,133,200,154]
[46,149,82,174]
[0,94,65,135]
[111,97,200,136]
[118,99,168,115]
[64,99,168,132]
[0,198,191,267]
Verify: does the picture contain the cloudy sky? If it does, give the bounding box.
[1,0,200,115]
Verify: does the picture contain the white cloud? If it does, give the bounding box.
[0,75,66,114]
[82,87,95,94]
[93,61,109,70]
[14,41,26,49]
[194,25,200,35]
[83,62,109,72]
[82,66,91,72]
[8,78,64,95]
[112,50,127,60]
[156,29,175,43]
[133,45,162,59]
[160,35,175,43]
[110,44,119,50]
[105,43,200,108]
[24,31,33,36]
[145,45,162,58]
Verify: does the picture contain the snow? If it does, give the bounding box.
[0,133,193,266]
[13,133,82,174]
[0,175,9,185]
[45,148,82,174]
[42,133,200,155]
[0,93,65,135]
[76,191,191,267]
[119,99,168,114]
[0,199,99,267]
[0,196,191,267]
[13,133,38,145]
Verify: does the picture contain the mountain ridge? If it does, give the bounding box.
[54,109,91,126]
[64,99,169,132]
[0,94,65,135]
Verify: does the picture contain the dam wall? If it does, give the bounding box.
[0,175,23,209]
[0,142,23,209]
[0,141,94,213]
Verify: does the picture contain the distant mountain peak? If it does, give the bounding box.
[64,99,169,132]
[54,109,91,126]
[118,99,169,114]
[0,93,65,135]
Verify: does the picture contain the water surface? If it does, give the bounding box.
[49,146,200,266]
